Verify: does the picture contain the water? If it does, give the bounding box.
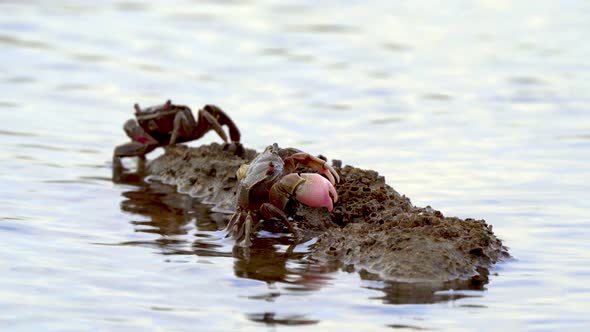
[1,1,589,330]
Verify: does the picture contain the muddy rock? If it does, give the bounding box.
[147,143,509,282]
[148,143,256,213]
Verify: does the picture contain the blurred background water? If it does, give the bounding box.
[1,0,589,331]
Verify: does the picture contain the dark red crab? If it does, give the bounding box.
[113,100,240,174]
[226,143,339,247]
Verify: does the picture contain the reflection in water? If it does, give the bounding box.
[367,275,488,305]
[114,169,489,311]
[115,168,331,282]
[247,312,319,326]
[116,168,224,254]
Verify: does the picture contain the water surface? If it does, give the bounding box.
[1,1,590,331]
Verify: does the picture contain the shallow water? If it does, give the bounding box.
[1,1,590,331]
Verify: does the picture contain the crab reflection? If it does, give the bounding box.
[115,171,489,310]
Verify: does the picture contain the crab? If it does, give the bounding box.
[113,100,240,175]
[226,143,339,247]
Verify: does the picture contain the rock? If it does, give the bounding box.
[148,143,256,213]
[147,143,509,282]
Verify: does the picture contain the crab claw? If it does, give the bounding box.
[294,173,338,211]
[320,165,339,185]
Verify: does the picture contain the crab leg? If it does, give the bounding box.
[225,212,240,234]
[123,119,159,145]
[232,221,246,243]
[202,105,241,143]
[260,203,299,238]
[197,108,228,143]
[113,142,156,159]
[241,214,254,247]
[170,110,199,145]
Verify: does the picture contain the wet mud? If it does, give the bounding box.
[146,143,509,282]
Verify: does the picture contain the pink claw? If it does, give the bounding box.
[294,173,338,211]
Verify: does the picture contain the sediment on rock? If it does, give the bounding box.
[147,143,509,282]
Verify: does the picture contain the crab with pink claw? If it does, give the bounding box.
[226,143,339,247]
[113,100,240,176]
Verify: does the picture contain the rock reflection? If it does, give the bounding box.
[247,312,319,326]
[359,269,489,305]
[119,182,198,236]
[116,172,201,254]
[386,323,429,330]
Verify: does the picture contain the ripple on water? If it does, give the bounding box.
[283,24,361,35]
[0,129,35,137]
[0,34,53,50]
[0,217,32,234]
[115,1,150,12]
[382,42,413,53]
[508,76,546,86]
[3,76,35,84]
[17,143,68,151]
